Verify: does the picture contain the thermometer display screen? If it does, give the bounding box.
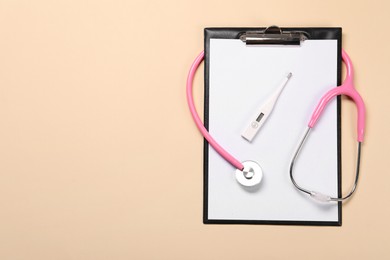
[256,113,264,122]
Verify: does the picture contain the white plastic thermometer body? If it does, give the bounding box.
[241,73,292,142]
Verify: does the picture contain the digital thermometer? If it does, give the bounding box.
[241,73,292,142]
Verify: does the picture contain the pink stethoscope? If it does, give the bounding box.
[187,49,366,203]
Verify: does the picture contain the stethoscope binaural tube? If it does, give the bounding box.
[289,49,366,202]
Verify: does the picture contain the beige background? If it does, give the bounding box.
[0,0,389,259]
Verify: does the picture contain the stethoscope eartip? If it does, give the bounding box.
[309,191,332,203]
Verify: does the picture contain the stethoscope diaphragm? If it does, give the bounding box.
[235,161,263,187]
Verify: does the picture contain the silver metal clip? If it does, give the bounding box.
[240,25,308,45]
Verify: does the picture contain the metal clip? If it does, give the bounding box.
[240,25,308,45]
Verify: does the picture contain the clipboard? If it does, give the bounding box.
[203,26,342,226]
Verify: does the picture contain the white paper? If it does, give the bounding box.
[208,39,339,222]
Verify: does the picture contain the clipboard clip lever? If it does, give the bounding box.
[240,25,308,45]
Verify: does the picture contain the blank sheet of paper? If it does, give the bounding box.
[207,39,339,223]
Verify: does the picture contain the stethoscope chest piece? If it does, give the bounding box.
[235,161,263,187]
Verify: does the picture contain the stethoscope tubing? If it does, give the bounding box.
[308,49,365,142]
[186,51,244,170]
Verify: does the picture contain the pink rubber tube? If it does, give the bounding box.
[186,51,244,170]
[308,49,366,142]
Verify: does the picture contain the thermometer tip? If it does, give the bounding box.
[287,72,292,79]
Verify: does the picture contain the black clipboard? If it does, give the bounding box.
[203,26,342,226]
